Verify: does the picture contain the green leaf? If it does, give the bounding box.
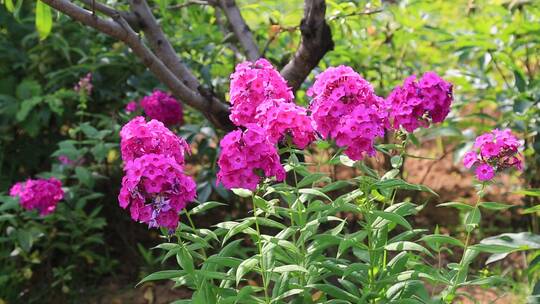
[374,179,438,196]
[272,265,308,273]
[385,241,432,256]
[469,244,516,254]
[479,202,513,211]
[190,201,226,214]
[232,188,252,198]
[514,69,526,92]
[372,210,412,230]
[298,173,328,188]
[5,0,14,13]
[17,230,33,252]
[514,188,540,197]
[438,202,473,211]
[391,155,403,168]
[75,166,94,188]
[308,284,360,302]
[420,234,464,247]
[36,0,53,40]
[464,207,481,233]
[16,97,42,121]
[236,257,258,286]
[138,270,186,285]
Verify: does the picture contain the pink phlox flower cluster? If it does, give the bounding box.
[308,65,387,160]
[255,99,315,149]
[217,125,285,190]
[9,178,64,216]
[120,116,190,166]
[125,101,139,113]
[229,59,294,127]
[119,117,195,230]
[308,65,380,139]
[74,73,93,95]
[463,128,523,181]
[140,90,183,126]
[118,154,196,229]
[334,103,387,160]
[386,72,453,132]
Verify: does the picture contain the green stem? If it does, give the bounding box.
[253,200,270,303]
[185,208,207,260]
[445,183,486,301]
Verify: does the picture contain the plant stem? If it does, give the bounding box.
[252,199,270,303]
[185,208,207,259]
[445,183,486,301]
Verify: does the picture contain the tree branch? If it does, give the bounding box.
[78,0,139,29]
[280,0,334,92]
[41,0,233,130]
[129,0,201,91]
[218,0,260,61]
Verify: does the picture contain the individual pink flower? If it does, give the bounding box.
[9,178,64,216]
[119,116,190,166]
[255,99,315,148]
[463,128,523,181]
[58,155,75,166]
[140,90,183,126]
[118,153,196,230]
[229,59,293,127]
[463,151,477,169]
[125,101,139,113]
[386,72,453,132]
[476,164,495,181]
[217,125,285,190]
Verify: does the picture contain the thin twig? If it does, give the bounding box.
[328,8,383,21]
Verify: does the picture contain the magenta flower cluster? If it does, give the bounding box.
[10,178,64,216]
[255,99,315,149]
[140,90,183,126]
[463,129,523,181]
[119,154,196,230]
[386,72,453,132]
[119,116,190,166]
[308,65,388,160]
[218,61,454,190]
[229,59,294,127]
[217,125,285,191]
[218,59,315,190]
[119,116,196,229]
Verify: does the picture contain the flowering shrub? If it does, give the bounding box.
[386,71,453,132]
[140,90,184,126]
[217,125,285,190]
[463,128,523,181]
[137,63,539,303]
[9,178,64,215]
